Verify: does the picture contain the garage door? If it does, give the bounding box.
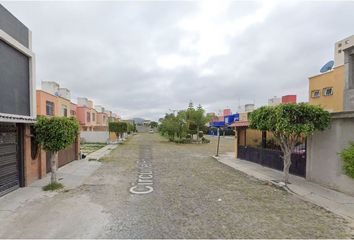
[0,123,19,197]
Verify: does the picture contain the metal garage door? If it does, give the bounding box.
[0,123,19,197]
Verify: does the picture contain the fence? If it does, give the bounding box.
[237,129,306,177]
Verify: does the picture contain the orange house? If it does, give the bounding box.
[36,87,80,174]
[36,90,59,116]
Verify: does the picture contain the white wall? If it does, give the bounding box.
[80,131,109,143]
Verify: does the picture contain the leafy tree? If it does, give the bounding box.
[127,123,136,134]
[160,113,179,141]
[249,103,330,183]
[149,121,158,128]
[159,103,210,143]
[35,116,79,184]
[109,122,128,139]
[186,103,210,142]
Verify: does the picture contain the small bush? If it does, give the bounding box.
[340,142,354,178]
[186,134,191,139]
[198,131,204,138]
[42,182,64,191]
[201,137,210,144]
[174,138,192,144]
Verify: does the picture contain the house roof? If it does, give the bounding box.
[230,121,249,128]
[0,113,36,123]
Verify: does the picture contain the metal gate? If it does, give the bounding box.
[238,145,306,177]
[46,141,77,173]
[0,123,20,196]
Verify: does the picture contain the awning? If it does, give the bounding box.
[230,121,249,128]
[0,113,36,123]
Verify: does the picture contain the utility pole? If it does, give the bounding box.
[216,127,220,157]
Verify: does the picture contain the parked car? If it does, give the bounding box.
[149,129,154,134]
[292,143,306,154]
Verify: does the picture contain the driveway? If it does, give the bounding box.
[0,133,351,238]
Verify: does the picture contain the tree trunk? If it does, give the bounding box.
[196,126,200,142]
[283,150,292,184]
[50,151,58,184]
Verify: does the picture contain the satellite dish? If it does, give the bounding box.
[320,60,334,73]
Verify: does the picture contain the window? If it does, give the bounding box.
[338,43,342,47]
[46,101,54,116]
[70,110,76,116]
[311,90,320,98]
[86,112,91,122]
[61,105,68,117]
[92,113,95,121]
[323,87,333,96]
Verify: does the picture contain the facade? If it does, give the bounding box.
[282,95,297,104]
[268,96,281,106]
[223,109,231,116]
[0,4,42,196]
[309,65,344,112]
[306,35,354,195]
[36,81,80,174]
[309,35,354,112]
[77,98,120,143]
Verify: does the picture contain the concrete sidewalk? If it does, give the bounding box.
[214,153,354,223]
[0,158,101,219]
[85,144,118,161]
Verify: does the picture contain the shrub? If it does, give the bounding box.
[42,182,64,191]
[340,142,354,178]
[186,134,191,139]
[201,137,210,144]
[198,131,204,138]
[174,138,192,144]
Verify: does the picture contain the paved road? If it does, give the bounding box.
[0,133,351,238]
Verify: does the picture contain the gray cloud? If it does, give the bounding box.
[2,1,354,120]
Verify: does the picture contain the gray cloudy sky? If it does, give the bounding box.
[2,1,354,120]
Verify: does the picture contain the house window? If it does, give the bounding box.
[323,87,333,96]
[87,112,91,122]
[311,90,321,98]
[92,113,95,121]
[70,110,76,116]
[61,105,68,117]
[46,101,54,116]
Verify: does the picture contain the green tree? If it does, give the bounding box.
[160,113,179,141]
[127,123,136,134]
[35,116,79,184]
[249,103,330,183]
[149,121,158,128]
[186,103,210,142]
[109,122,128,139]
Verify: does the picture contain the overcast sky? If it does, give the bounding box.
[2,1,354,120]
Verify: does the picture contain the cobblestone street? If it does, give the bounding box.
[0,133,351,238]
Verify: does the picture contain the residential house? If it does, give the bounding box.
[36,81,80,172]
[306,35,354,195]
[0,4,42,196]
[308,35,354,112]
